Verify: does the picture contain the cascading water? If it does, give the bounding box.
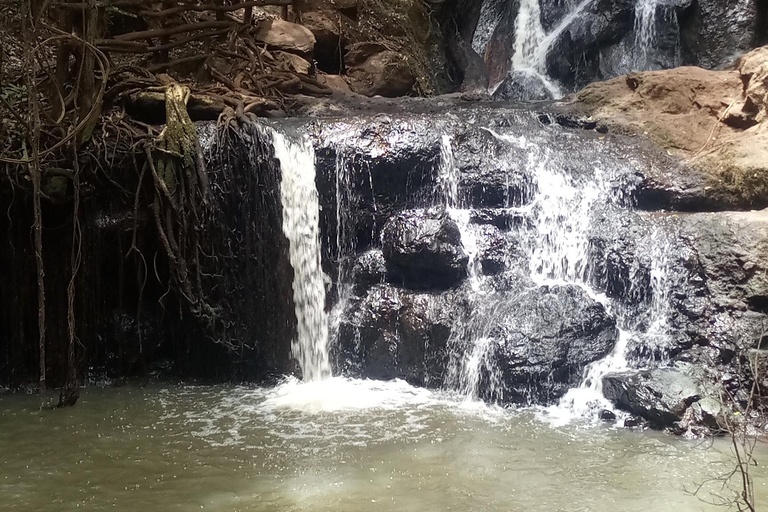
[634,0,659,68]
[504,0,563,98]
[632,0,682,71]
[273,131,331,382]
[439,135,482,291]
[439,126,676,419]
[502,0,598,98]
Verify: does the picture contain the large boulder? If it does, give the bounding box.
[469,284,619,404]
[254,18,316,55]
[381,208,468,289]
[602,365,722,431]
[334,284,469,385]
[345,43,416,97]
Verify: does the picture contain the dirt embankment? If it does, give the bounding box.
[566,46,768,209]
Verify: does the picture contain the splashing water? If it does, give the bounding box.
[634,0,658,68]
[504,0,564,98]
[512,0,546,71]
[632,0,682,71]
[438,135,482,291]
[273,131,331,382]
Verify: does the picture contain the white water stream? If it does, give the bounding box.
[502,0,599,98]
[439,128,675,421]
[273,131,331,382]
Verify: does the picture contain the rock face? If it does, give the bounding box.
[603,365,722,432]
[475,0,766,96]
[335,285,468,386]
[680,0,762,70]
[299,98,768,429]
[492,70,555,102]
[345,43,416,97]
[567,46,768,210]
[481,285,619,404]
[254,19,316,55]
[381,209,468,289]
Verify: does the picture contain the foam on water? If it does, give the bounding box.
[260,377,448,414]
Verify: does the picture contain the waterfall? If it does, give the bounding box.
[532,0,597,69]
[511,0,546,72]
[503,0,598,98]
[273,131,331,382]
[632,0,682,71]
[634,0,658,69]
[441,128,676,419]
[439,135,482,291]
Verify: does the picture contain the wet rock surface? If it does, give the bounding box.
[262,100,768,429]
[381,209,469,289]
[602,365,722,431]
[334,284,469,386]
[483,285,619,404]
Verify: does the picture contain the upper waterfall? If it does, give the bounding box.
[273,130,331,382]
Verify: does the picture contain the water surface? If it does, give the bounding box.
[1,379,765,512]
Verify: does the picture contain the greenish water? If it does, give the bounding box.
[1,378,765,512]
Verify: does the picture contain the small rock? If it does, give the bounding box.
[274,51,313,74]
[599,409,617,422]
[319,73,353,94]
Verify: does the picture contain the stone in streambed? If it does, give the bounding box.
[475,284,618,404]
[334,284,468,386]
[602,366,707,429]
[492,70,555,102]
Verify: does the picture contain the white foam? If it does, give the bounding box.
[260,377,446,414]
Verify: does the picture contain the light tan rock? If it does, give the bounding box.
[567,45,768,208]
[254,18,316,54]
[274,51,313,74]
[737,46,768,124]
[318,73,353,93]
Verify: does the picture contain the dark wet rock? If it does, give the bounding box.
[381,208,468,289]
[492,70,555,102]
[623,416,647,428]
[602,365,714,428]
[680,0,761,70]
[334,284,469,385]
[474,224,514,276]
[452,127,535,208]
[599,409,617,422]
[313,115,442,251]
[476,285,618,404]
[672,211,768,355]
[543,0,635,90]
[350,249,387,294]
